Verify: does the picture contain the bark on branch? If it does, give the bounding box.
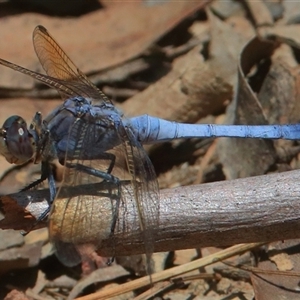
[1,170,300,256]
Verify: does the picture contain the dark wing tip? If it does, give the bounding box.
[35,25,48,34]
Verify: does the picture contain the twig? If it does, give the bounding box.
[74,243,265,300]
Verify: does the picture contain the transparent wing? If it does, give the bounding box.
[119,125,159,275]
[0,25,111,103]
[49,116,159,271]
[33,25,111,103]
[49,179,135,267]
[0,58,83,99]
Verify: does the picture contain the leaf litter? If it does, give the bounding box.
[1,1,300,299]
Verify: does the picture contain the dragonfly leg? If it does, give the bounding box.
[77,152,116,174]
[106,180,122,265]
[105,152,116,175]
[20,162,56,204]
[65,162,120,184]
[20,162,56,235]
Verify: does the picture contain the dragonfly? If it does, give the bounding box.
[1,26,300,269]
[0,26,160,271]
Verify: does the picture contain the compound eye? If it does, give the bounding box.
[0,116,35,164]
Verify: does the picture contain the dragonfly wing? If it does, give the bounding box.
[0,58,82,99]
[49,114,159,271]
[49,183,118,267]
[0,26,111,103]
[33,25,111,103]
[49,180,135,267]
[118,123,160,275]
[48,118,127,265]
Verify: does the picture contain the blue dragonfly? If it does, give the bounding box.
[0,25,299,270]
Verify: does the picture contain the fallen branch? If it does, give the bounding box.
[1,170,300,256]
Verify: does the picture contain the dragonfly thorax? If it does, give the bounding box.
[0,116,35,164]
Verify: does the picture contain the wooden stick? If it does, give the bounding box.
[1,170,300,256]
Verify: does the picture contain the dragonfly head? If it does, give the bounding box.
[0,116,36,164]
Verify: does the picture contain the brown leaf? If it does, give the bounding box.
[68,265,130,300]
[208,9,254,87]
[4,290,30,300]
[0,229,24,251]
[218,37,279,179]
[282,2,300,24]
[0,241,43,275]
[258,56,300,125]
[252,240,300,300]
[122,46,231,122]
[0,192,48,231]
[261,24,300,48]
[0,1,207,89]
[244,0,274,27]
